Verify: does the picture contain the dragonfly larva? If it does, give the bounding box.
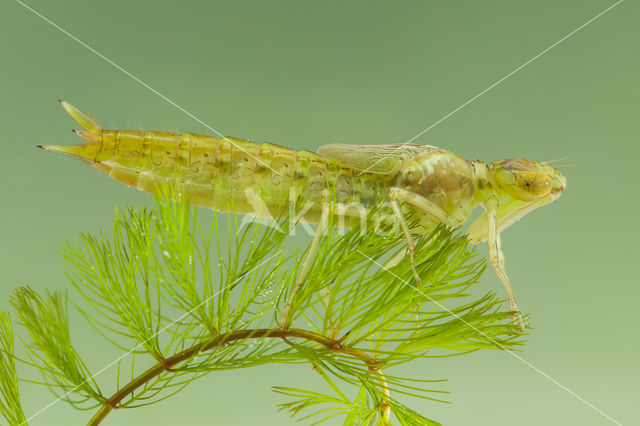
[41,101,567,330]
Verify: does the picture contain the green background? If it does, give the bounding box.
[1,0,637,424]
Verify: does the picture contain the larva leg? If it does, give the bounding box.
[387,187,461,283]
[467,193,558,244]
[389,187,460,227]
[280,201,330,328]
[486,203,525,332]
[390,200,420,283]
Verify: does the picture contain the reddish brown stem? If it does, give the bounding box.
[88,327,383,425]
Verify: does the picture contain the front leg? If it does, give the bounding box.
[467,192,558,244]
[486,199,525,332]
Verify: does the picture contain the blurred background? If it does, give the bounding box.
[0,0,637,424]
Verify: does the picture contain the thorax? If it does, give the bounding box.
[393,150,478,227]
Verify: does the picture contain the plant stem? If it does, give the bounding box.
[87,327,386,425]
[375,367,391,425]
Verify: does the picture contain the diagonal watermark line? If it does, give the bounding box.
[405,0,623,144]
[357,249,622,426]
[14,0,282,177]
[358,0,623,175]
[22,253,280,424]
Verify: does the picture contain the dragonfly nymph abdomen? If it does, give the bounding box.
[44,102,393,227]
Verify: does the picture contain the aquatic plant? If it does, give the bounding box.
[0,193,524,425]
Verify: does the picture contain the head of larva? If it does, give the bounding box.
[491,158,567,201]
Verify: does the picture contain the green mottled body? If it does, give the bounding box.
[43,102,566,241]
[51,128,395,225]
[41,101,491,235]
[44,101,568,331]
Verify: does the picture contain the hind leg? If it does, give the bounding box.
[280,202,330,328]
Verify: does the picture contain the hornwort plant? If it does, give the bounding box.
[0,192,524,425]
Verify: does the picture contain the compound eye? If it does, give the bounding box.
[493,163,551,201]
[515,172,551,199]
